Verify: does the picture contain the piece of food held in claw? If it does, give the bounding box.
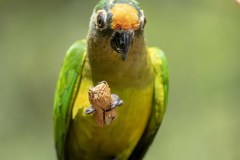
[86,81,123,127]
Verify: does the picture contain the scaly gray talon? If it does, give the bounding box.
[110,94,123,110]
[85,106,95,114]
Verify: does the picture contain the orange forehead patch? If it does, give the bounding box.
[110,4,139,30]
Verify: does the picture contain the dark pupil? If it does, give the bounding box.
[143,17,147,28]
[97,12,105,28]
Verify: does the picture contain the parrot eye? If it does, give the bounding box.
[95,10,107,30]
[140,10,146,30]
[143,17,147,28]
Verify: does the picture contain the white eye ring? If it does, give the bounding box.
[95,10,107,30]
[140,10,146,30]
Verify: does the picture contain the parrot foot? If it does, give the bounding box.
[108,94,123,111]
[85,106,95,114]
[86,81,123,127]
[85,94,123,114]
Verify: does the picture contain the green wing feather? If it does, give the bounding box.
[53,40,87,160]
[129,47,169,160]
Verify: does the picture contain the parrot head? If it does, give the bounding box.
[88,0,146,61]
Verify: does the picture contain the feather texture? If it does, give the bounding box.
[53,40,87,160]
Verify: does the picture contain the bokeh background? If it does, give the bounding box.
[0,0,239,160]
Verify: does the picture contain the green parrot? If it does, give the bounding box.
[53,0,169,160]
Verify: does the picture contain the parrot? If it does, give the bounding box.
[53,0,169,160]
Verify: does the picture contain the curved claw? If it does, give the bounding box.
[85,106,95,114]
[110,94,124,109]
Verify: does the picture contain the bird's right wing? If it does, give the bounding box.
[53,40,87,160]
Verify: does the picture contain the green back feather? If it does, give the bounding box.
[95,0,140,11]
[129,47,169,160]
[53,40,87,160]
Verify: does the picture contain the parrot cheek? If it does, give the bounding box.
[110,31,134,61]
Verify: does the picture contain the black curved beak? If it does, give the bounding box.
[110,31,134,61]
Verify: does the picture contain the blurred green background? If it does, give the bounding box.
[0,0,239,160]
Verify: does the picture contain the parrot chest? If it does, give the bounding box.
[67,56,154,160]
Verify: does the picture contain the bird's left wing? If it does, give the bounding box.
[129,47,169,160]
[53,40,87,160]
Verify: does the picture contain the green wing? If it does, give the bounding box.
[53,40,87,160]
[129,47,169,160]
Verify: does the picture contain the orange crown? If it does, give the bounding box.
[110,4,139,30]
